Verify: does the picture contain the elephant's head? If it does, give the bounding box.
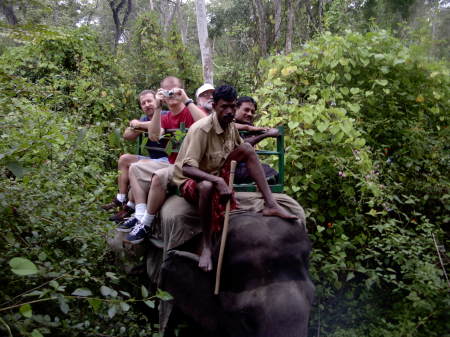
[161,212,314,337]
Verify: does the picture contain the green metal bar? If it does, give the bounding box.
[255,150,279,155]
[234,184,284,193]
[136,133,143,155]
[277,126,285,191]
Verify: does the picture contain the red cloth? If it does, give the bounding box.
[180,162,238,232]
[161,107,195,164]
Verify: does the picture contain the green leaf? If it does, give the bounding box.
[346,272,355,281]
[326,73,335,84]
[6,161,25,178]
[58,296,69,314]
[106,272,118,280]
[288,121,299,130]
[367,209,378,217]
[144,300,155,309]
[9,257,38,276]
[317,226,325,233]
[120,301,130,312]
[376,79,388,86]
[108,305,117,318]
[350,87,360,95]
[340,87,349,95]
[119,290,131,298]
[20,304,32,318]
[31,330,44,337]
[316,122,329,133]
[88,298,102,312]
[348,103,361,113]
[100,285,117,297]
[156,289,173,301]
[141,285,149,298]
[72,288,92,297]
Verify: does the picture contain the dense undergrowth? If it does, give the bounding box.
[256,30,449,337]
[0,26,448,337]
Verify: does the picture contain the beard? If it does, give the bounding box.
[202,101,213,112]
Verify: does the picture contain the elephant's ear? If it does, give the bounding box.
[160,250,224,332]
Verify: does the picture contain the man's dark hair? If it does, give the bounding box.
[237,96,257,110]
[213,85,237,103]
[139,89,155,100]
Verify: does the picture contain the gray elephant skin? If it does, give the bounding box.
[160,211,314,337]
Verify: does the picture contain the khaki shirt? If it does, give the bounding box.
[173,112,244,187]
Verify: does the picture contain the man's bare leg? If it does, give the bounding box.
[129,163,150,205]
[146,175,166,215]
[118,154,139,194]
[197,180,214,272]
[229,143,296,219]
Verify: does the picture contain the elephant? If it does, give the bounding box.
[160,210,314,337]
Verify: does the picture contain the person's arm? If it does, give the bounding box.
[244,128,280,146]
[123,119,143,141]
[147,91,164,141]
[235,123,268,132]
[175,88,207,122]
[183,165,231,197]
[130,120,153,130]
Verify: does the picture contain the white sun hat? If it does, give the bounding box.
[195,83,215,99]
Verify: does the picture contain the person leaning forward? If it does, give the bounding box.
[172,85,297,272]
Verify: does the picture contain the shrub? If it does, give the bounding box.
[255,30,449,337]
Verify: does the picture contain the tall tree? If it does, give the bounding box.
[195,0,213,84]
[109,0,133,50]
[285,0,300,53]
[273,0,282,47]
[252,0,268,56]
[0,0,18,25]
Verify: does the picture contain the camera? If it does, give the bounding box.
[162,90,175,97]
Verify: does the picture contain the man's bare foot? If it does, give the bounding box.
[198,246,213,272]
[262,204,297,219]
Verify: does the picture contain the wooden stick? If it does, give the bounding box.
[214,160,237,295]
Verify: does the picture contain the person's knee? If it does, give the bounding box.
[152,174,161,189]
[197,180,213,196]
[118,154,136,168]
[238,142,255,157]
[128,162,138,178]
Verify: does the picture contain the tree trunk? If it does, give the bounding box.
[273,0,282,48]
[177,3,188,45]
[149,0,154,11]
[251,0,267,56]
[166,0,180,31]
[109,0,133,50]
[317,0,323,31]
[285,0,299,53]
[195,0,213,84]
[0,0,18,25]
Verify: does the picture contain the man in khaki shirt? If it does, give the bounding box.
[173,85,296,272]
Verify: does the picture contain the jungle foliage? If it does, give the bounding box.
[0,27,173,337]
[0,1,449,336]
[256,29,449,337]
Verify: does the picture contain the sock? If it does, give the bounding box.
[141,212,155,228]
[116,193,126,203]
[135,203,146,221]
[126,201,135,209]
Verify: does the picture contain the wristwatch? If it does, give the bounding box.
[184,99,194,106]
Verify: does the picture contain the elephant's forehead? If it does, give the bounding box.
[228,212,305,249]
[220,212,310,293]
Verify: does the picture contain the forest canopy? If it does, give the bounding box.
[0,1,448,336]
